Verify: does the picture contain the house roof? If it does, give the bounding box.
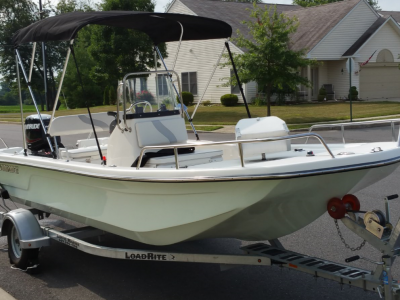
[285,0,361,52]
[178,0,300,42]
[342,16,388,56]
[381,11,400,23]
[178,0,363,53]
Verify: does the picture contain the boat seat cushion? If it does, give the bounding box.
[135,117,188,148]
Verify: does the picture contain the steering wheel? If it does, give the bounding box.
[130,101,152,113]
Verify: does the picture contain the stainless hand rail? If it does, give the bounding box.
[136,133,334,170]
[305,119,400,144]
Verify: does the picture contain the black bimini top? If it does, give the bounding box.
[12,11,232,46]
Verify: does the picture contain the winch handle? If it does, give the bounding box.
[345,255,360,263]
[385,194,398,201]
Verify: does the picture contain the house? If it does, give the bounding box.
[163,0,400,102]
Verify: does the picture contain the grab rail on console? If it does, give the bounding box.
[136,133,334,170]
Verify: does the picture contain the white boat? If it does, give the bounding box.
[1,11,400,246]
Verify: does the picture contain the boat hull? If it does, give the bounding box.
[1,160,398,245]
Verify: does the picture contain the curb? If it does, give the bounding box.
[0,289,17,300]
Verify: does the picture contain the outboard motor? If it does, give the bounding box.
[25,114,62,156]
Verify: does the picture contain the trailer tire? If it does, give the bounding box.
[7,223,39,270]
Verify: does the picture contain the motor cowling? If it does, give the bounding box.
[25,114,61,153]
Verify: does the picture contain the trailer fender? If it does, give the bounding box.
[0,208,50,249]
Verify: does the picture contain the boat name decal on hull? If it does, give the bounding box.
[56,235,79,249]
[125,252,175,261]
[0,164,18,174]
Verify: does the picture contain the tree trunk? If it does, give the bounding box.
[266,83,272,116]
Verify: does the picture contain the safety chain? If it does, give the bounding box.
[334,219,366,251]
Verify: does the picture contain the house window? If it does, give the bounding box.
[230,70,240,94]
[157,74,168,95]
[376,49,394,63]
[140,78,147,91]
[182,72,197,95]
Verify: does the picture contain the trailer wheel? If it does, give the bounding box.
[7,224,39,270]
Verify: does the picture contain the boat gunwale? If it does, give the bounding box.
[0,153,399,183]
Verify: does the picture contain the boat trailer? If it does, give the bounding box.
[1,193,400,299]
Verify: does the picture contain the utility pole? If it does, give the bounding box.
[39,0,49,111]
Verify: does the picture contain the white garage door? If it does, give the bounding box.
[360,65,400,99]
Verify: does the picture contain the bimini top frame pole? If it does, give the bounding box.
[191,39,227,121]
[28,42,36,83]
[15,54,27,156]
[15,48,56,157]
[155,46,199,140]
[154,20,200,140]
[225,41,251,119]
[49,40,74,131]
[172,22,183,71]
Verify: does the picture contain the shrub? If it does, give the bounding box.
[220,94,238,106]
[136,90,154,103]
[253,96,266,106]
[318,87,327,102]
[103,86,109,105]
[348,86,359,100]
[162,98,172,106]
[109,86,117,105]
[202,100,212,106]
[177,91,194,106]
[23,99,33,105]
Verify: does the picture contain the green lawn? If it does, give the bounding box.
[0,105,39,114]
[1,102,400,126]
[186,102,400,125]
[186,125,224,131]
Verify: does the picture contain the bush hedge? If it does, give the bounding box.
[348,86,359,100]
[221,94,238,106]
[177,91,194,106]
[318,87,327,102]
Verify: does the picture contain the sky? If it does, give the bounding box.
[154,0,400,12]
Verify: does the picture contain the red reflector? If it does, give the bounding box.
[258,259,262,263]
[103,156,106,161]
[28,243,31,247]
[289,263,297,268]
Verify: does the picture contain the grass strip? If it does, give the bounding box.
[186,125,223,131]
[1,102,400,126]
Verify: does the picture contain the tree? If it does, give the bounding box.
[221,4,315,116]
[88,0,167,95]
[293,0,380,10]
[0,0,44,106]
[53,0,103,109]
[61,26,103,108]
